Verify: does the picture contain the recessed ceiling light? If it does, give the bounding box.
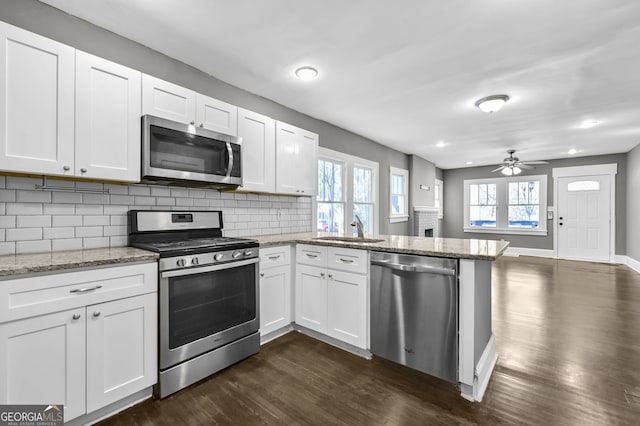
[474,94,510,113]
[436,141,446,148]
[568,148,578,155]
[294,66,319,81]
[465,161,473,165]
[578,120,600,129]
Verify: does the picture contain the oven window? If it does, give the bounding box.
[167,262,256,349]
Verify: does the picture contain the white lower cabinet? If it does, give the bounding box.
[0,262,157,423]
[259,246,292,336]
[295,245,368,349]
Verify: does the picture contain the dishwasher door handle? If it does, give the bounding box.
[371,259,456,276]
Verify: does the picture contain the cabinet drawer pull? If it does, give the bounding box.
[93,311,101,317]
[70,285,102,294]
[328,273,333,279]
[339,258,355,263]
[320,272,325,278]
[260,272,265,277]
[267,255,281,260]
[305,254,318,259]
[72,313,81,320]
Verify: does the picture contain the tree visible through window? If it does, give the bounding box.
[508,181,540,228]
[317,159,344,233]
[469,183,497,227]
[353,166,374,234]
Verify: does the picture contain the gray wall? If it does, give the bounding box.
[442,153,628,254]
[627,144,640,262]
[0,0,411,236]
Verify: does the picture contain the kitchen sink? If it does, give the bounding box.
[312,236,385,243]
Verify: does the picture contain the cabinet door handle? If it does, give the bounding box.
[268,255,281,260]
[80,168,87,173]
[190,121,195,125]
[72,313,81,320]
[70,285,102,293]
[306,254,318,259]
[328,273,333,279]
[93,311,101,318]
[339,258,354,263]
[320,272,325,278]
[199,123,204,128]
[260,272,265,277]
[63,165,70,171]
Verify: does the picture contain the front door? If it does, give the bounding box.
[557,175,611,262]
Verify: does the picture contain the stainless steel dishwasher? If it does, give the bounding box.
[370,251,458,383]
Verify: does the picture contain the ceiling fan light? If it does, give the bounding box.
[475,94,510,113]
[512,166,522,175]
[501,167,513,176]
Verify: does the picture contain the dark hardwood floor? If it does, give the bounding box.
[99,257,640,425]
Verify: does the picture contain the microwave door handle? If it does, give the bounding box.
[226,142,233,178]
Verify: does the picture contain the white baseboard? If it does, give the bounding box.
[473,334,498,402]
[615,255,640,274]
[504,247,554,258]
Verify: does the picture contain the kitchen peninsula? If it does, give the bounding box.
[254,232,509,402]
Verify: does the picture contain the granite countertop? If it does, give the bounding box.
[0,247,159,277]
[252,232,509,261]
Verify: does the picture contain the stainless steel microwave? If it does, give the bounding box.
[141,115,242,187]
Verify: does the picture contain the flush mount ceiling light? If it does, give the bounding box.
[578,120,601,129]
[568,148,578,155]
[436,140,446,148]
[474,94,510,113]
[294,66,319,81]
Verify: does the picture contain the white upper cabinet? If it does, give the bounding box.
[238,108,275,193]
[75,51,141,182]
[142,74,237,135]
[0,21,75,176]
[196,94,237,136]
[142,74,196,124]
[276,121,318,196]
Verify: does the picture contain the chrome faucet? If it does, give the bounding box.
[351,215,364,238]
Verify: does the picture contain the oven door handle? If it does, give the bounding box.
[161,257,258,279]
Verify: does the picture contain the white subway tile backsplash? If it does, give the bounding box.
[17,215,51,228]
[52,238,83,251]
[76,226,103,238]
[43,204,75,215]
[83,216,110,226]
[43,227,75,239]
[52,192,83,204]
[16,190,51,203]
[0,177,312,254]
[16,240,51,254]
[52,215,83,227]
[82,236,110,249]
[7,203,43,215]
[7,228,43,241]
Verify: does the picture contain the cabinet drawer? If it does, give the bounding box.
[296,244,327,268]
[260,246,291,269]
[0,262,157,322]
[328,247,368,274]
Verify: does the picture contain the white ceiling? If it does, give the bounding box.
[41,0,640,169]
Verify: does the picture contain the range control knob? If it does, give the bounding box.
[214,253,224,261]
[244,250,254,257]
[176,258,186,267]
[232,251,241,259]
[191,257,199,265]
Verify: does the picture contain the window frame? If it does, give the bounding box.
[389,166,409,223]
[314,147,379,235]
[463,174,548,236]
[434,178,444,219]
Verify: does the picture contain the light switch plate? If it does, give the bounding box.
[547,210,553,220]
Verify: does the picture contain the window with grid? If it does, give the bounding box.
[508,180,540,229]
[316,149,379,235]
[468,183,497,227]
[463,175,547,235]
[353,166,374,234]
[389,167,409,223]
[317,159,345,233]
[435,179,444,219]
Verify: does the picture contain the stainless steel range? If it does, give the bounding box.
[128,210,260,398]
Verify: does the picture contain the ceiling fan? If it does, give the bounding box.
[491,149,548,175]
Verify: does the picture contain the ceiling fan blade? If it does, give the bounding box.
[517,164,535,169]
[491,166,506,172]
[521,161,549,165]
